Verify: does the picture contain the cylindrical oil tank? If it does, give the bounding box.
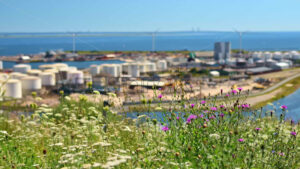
[4,79,22,98]
[0,61,3,70]
[39,64,57,71]
[90,65,100,76]
[0,73,9,81]
[68,66,77,71]
[13,64,31,74]
[9,72,28,80]
[39,72,56,86]
[27,69,42,76]
[21,76,42,90]
[53,63,69,71]
[67,70,84,84]
[157,60,167,71]
[129,64,140,77]
[101,64,120,77]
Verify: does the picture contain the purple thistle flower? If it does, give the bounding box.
[200,100,206,104]
[161,126,169,131]
[225,94,230,97]
[280,105,287,110]
[186,114,197,124]
[209,115,216,119]
[190,104,195,108]
[158,94,163,99]
[278,152,285,156]
[210,107,217,111]
[238,138,244,142]
[231,90,238,94]
[176,116,180,120]
[255,127,261,131]
[219,113,224,118]
[220,89,223,94]
[220,105,225,109]
[291,131,297,136]
[272,150,275,154]
[238,87,243,92]
[199,114,204,118]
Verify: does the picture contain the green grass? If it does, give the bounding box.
[0,90,299,168]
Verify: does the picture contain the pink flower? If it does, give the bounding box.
[186,114,197,124]
[220,105,225,109]
[200,100,206,104]
[176,116,180,120]
[209,115,216,119]
[219,113,224,118]
[190,104,195,108]
[255,128,261,131]
[280,105,287,110]
[238,87,243,91]
[242,104,250,109]
[158,94,162,99]
[291,131,297,136]
[210,107,217,111]
[238,138,244,142]
[161,126,169,131]
[231,90,238,94]
[225,94,230,97]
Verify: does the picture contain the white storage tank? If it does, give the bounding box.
[0,73,9,81]
[273,52,283,60]
[263,52,272,60]
[39,64,56,71]
[44,69,59,74]
[101,64,121,77]
[21,76,42,90]
[139,63,147,73]
[67,70,84,84]
[9,72,28,80]
[90,65,100,76]
[27,69,42,76]
[68,66,77,71]
[157,60,167,71]
[0,61,3,70]
[5,79,22,98]
[39,72,56,86]
[121,63,130,74]
[210,71,220,77]
[53,63,68,71]
[129,64,140,77]
[147,62,157,72]
[13,64,31,74]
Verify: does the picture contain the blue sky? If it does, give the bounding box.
[0,0,300,32]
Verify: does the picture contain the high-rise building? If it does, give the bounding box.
[214,42,231,62]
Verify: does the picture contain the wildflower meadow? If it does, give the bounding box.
[0,88,299,168]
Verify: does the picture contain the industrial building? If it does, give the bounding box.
[214,42,231,63]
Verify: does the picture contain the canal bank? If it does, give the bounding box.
[249,75,300,108]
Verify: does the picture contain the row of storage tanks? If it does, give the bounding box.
[251,51,300,61]
[0,63,88,99]
[89,60,168,78]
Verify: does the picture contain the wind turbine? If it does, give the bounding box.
[234,29,248,57]
[152,29,160,52]
[72,33,76,53]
